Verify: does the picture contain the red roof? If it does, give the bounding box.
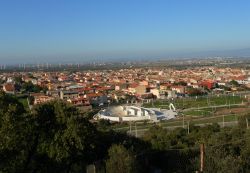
[86,93,104,98]
[3,83,15,92]
[129,83,139,88]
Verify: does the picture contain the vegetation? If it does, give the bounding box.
[13,76,47,93]
[143,95,245,110]
[186,87,206,96]
[1,91,250,172]
[17,97,29,110]
[106,144,137,173]
[230,80,240,87]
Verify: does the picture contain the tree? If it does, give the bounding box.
[21,81,45,93]
[0,96,101,172]
[174,81,187,86]
[23,100,99,172]
[13,76,23,84]
[0,78,5,84]
[229,80,240,87]
[0,91,25,115]
[106,144,137,173]
[97,119,111,131]
[0,91,30,172]
[205,147,243,173]
[186,87,205,96]
[238,113,250,129]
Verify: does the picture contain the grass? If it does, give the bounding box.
[143,95,245,110]
[111,95,247,132]
[113,113,244,132]
[184,108,213,116]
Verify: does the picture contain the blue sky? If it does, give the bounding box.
[0,0,250,64]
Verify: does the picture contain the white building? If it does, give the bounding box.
[94,104,177,122]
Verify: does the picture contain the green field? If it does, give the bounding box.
[113,113,243,132]
[184,108,213,116]
[143,95,245,110]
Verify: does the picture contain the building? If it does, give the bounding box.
[67,97,91,106]
[85,93,108,106]
[171,86,185,94]
[60,90,79,100]
[34,95,55,105]
[3,83,15,94]
[115,83,128,91]
[94,104,177,122]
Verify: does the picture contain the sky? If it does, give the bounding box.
[0,0,250,64]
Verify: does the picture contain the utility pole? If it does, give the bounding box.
[207,96,209,107]
[135,122,138,137]
[182,98,184,109]
[200,143,205,172]
[223,115,225,128]
[246,118,249,129]
[182,113,185,128]
[187,121,190,134]
[129,121,132,135]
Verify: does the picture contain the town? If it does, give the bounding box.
[1,60,250,116]
[2,0,250,172]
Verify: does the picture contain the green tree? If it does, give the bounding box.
[0,96,101,173]
[186,87,205,96]
[205,147,242,173]
[238,113,250,129]
[0,78,5,84]
[0,91,30,172]
[0,91,25,115]
[229,80,240,87]
[97,119,111,131]
[174,81,187,86]
[13,76,23,84]
[106,144,137,173]
[22,81,42,93]
[23,101,99,172]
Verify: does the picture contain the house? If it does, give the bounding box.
[217,81,226,86]
[58,76,68,82]
[34,95,55,105]
[139,93,155,103]
[111,91,126,102]
[150,88,167,99]
[135,85,147,95]
[67,97,91,106]
[60,90,79,100]
[128,84,147,95]
[128,83,138,94]
[6,77,14,83]
[115,83,128,91]
[171,86,185,94]
[160,83,171,91]
[85,93,108,106]
[200,80,215,90]
[190,84,200,88]
[3,83,15,94]
[139,80,149,86]
[150,88,160,98]
[167,90,177,99]
[46,90,60,98]
[234,76,249,85]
